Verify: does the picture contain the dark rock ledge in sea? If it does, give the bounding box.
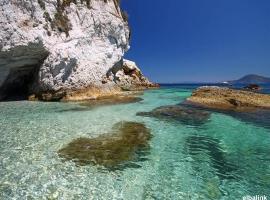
[0,0,158,101]
[58,121,152,169]
[137,104,211,126]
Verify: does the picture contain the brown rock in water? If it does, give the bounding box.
[58,122,152,169]
[187,86,270,111]
[137,105,210,125]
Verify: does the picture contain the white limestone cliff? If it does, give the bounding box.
[0,0,157,100]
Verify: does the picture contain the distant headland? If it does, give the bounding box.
[227,74,270,85]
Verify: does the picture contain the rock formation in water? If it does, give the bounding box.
[137,105,211,126]
[58,121,152,169]
[0,0,157,101]
[187,86,270,111]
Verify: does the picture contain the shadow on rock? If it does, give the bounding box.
[185,135,237,180]
[137,104,211,126]
[58,122,152,170]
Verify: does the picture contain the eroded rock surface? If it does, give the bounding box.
[0,0,157,101]
[58,121,152,169]
[110,59,159,91]
[187,86,270,111]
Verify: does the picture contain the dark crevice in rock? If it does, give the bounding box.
[0,65,39,100]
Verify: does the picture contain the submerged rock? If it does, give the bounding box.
[58,95,143,112]
[58,122,152,169]
[79,95,143,108]
[0,0,157,101]
[187,86,270,111]
[137,105,210,126]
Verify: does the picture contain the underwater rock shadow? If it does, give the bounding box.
[185,135,238,180]
[58,121,152,170]
[221,109,270,130]
[57,96,144,112]
[183,101,270,130]
[136,104,211,126]
[57,106,93,113]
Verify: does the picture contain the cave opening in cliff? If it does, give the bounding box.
[0,66,39,101]
[0,43,49,101]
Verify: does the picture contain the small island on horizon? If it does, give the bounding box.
[159,74,270,85]
[227,74,270,85]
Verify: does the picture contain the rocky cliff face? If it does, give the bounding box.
[0,0,156,101]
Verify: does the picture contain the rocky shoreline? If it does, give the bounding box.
[187,86,270,111]
[28,59,159,101]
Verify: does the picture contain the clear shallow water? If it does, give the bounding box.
[0,85,270,199]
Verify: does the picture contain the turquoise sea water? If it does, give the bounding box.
[0,85,270,199]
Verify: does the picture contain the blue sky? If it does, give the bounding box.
[121,0,270,83]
